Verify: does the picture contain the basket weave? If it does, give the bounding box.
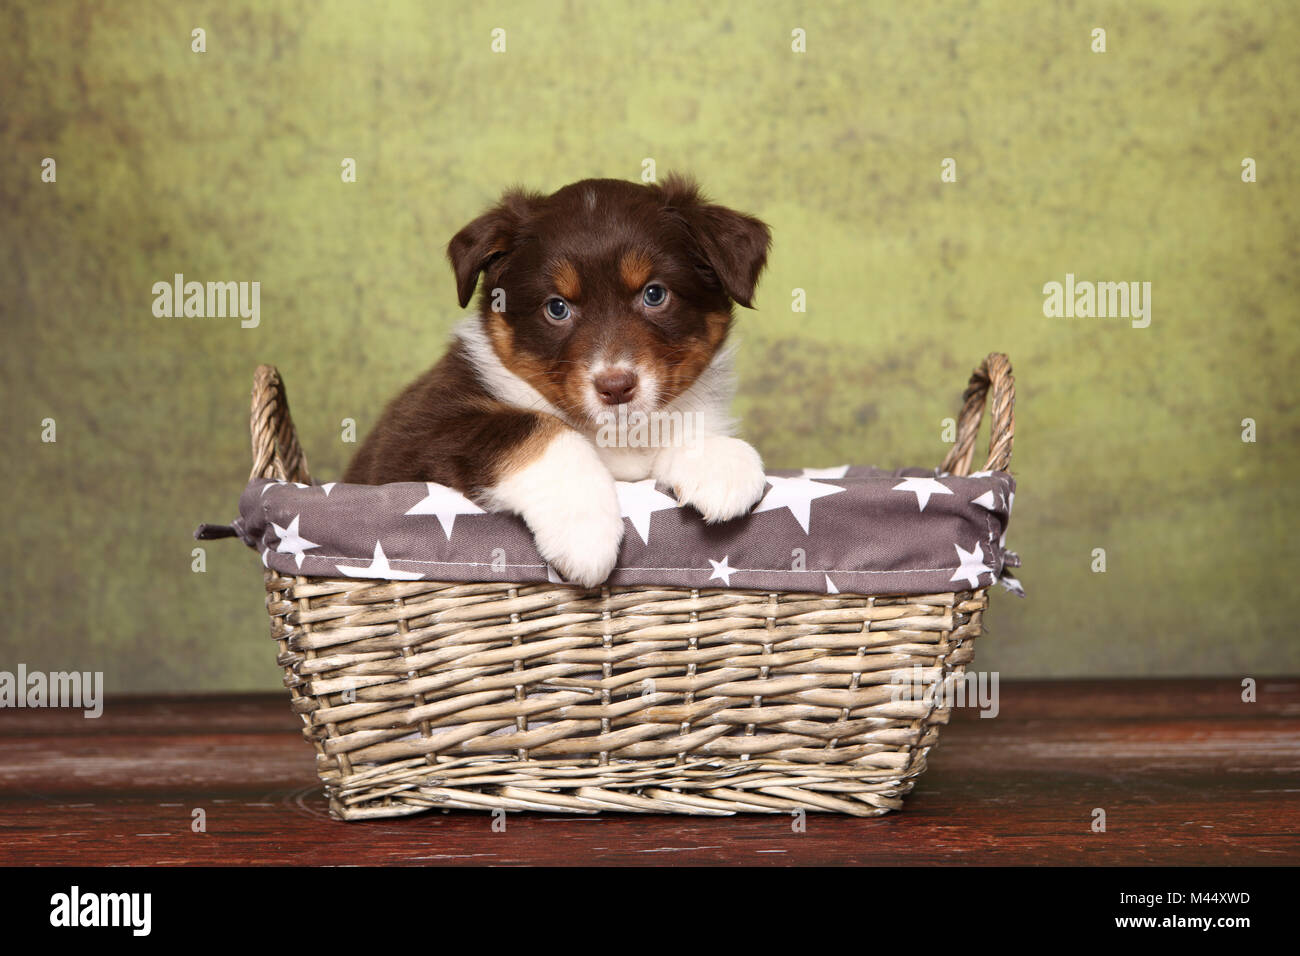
[248,354,1014,819]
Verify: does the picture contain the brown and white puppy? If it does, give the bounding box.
[344,174,771,586]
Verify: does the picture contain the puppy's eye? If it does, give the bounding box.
[642,283,668,308]
[544,297,572,323]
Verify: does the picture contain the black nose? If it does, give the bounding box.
[593,368,638,405]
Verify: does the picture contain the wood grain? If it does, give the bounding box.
[2,679,1296,865]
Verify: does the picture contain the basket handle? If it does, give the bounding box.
[249,365,311,483]
[939,353,1015,476]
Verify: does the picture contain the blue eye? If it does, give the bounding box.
[643,284,668,307]
[545,298,571,322]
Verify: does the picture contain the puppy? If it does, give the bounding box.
[344,174,771,587]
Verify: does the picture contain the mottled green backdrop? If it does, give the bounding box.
[3,1,1297,692]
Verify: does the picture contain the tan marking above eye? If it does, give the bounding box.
[619,251,654,293]
[549,260,581,301]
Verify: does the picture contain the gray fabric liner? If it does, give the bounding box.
[226,465,1021,597]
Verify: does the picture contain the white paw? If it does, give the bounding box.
[531,499,623,588]
[658,435,766,524]
[484,429,623,588]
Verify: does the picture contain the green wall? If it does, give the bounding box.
[2,0,1296,692]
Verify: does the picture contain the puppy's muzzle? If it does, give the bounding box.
[593,368,638,405]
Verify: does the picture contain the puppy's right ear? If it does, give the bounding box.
[446,188,539,308]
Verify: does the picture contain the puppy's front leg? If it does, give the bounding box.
[476,412,623,588]
[654,432,767,524]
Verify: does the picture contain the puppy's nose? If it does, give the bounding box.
[593,368,638,405]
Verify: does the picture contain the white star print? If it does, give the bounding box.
[546,563,565,584]
[971,490,997,510]
[802,465,849,479]
[950,541,993,588]
[271,514,319,569]
[752,476,846,533]
[707,555,737,586]
[261,548,270,567]
[824,574,839,594]
[892,476,953,511]
[261,479,310,496]
[404,482,485,539]
[320,482,337,495]
[616,479,680,545]
[336,541,424,580]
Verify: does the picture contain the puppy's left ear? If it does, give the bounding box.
[660,173,772,308]
[446,188,539,309]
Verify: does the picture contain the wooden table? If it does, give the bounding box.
[2,679,1297,866]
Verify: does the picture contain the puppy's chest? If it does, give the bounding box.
[591,441,658,481]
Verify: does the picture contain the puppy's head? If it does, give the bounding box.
[447,174,770,426]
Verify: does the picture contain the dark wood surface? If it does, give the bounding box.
[2,679,1297,866]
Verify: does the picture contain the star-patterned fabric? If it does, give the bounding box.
[220,466,1021,596]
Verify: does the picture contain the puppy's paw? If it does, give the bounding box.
[659,436,767,524]
[532,502,624,588]
[485,428,623,588]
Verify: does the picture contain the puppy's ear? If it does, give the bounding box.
[660,173,772,308]
[447,188,540,308]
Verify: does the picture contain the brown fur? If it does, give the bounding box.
[344,174,771,496]
[342,348,565,490]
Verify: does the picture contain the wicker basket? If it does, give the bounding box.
[246,354,1014,820]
